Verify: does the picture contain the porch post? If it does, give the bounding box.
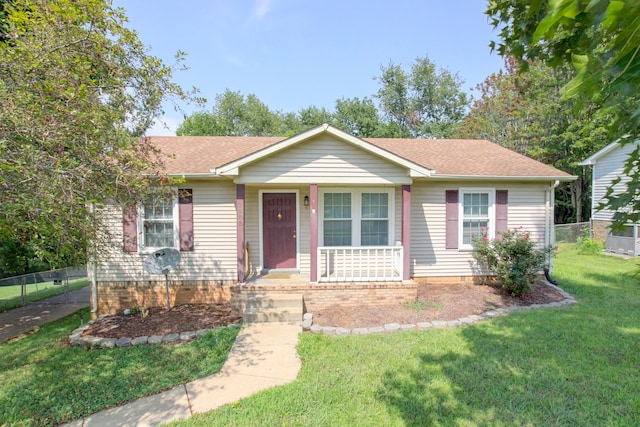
[310,184,318,282]
[236,184,246,282]
[402,184,411,281]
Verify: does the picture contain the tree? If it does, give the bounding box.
[176,111,224,136]
[457,58,612,223]
[333,97,383,137]
[486,0,640,226]
[177,89,283,136]
[0,0,196,268]
[375,55,469,138]
[297,106,334,130]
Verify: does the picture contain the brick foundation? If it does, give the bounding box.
[96,276,507,317]
[231,282,418,313]
[592,220,611,241]
[95,280,234,316]
[413,275,498,286]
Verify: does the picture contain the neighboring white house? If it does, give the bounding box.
[580,140,640,256]
[92,124,575,315]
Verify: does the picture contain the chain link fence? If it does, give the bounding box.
[555,222,591,243]
[0,266,87,311]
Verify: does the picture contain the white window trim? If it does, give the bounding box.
[137,195,179,254]
[458,187,495,251]
[319,187,395,247]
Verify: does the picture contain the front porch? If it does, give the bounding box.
[235,184,412,283]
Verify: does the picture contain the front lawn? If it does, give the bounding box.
[173,247,640,426]
[0,310,239,426]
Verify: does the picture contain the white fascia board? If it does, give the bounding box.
[233,175,413,185]
[213,123,433,178]
[166,173,224,179]
[430,174,577,182]
[579,141,620,166]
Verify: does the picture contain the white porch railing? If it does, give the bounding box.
[317,246,403,282]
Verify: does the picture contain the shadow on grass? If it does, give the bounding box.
[376,267,640,426]
[378,313,640,425]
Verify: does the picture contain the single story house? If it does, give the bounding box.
[91,124,574,315]
[580,140,640,256]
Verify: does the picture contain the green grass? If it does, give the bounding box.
[403,297,443,312]
[0,310,239,426]
[0,278,89,312]
[171,247,640,426]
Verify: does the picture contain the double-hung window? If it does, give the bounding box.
[321,189,393,247]
[361,192,389,245]
[459,188,495,250]
[139,195,179,252]
[323,193,352,246]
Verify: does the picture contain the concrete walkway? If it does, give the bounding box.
[65,322,302,427]
[0,286,90,343]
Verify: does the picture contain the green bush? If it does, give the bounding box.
[576,232,604,255]
[472,227,550,296]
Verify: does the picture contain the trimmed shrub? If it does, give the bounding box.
[472,227,551,296]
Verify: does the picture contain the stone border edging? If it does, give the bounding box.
[304,281,576,336]
[69,318,241,349]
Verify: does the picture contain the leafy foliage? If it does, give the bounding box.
[576,235,604,255]
[0,0,198,267]
[486,0,640,227]
[472,227,550,296]
[456,57,612,223]
[375,56,469,138]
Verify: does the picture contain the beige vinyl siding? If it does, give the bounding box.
[410,181,549,277]
[298,189,311,273]
[237,135,410,184]
[245,186,260,276]
[591,142,638,221]
[96,180,237,282]
[394,186,402,245]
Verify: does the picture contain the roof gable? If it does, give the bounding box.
[580,140,640,166]
[214,124,434,178]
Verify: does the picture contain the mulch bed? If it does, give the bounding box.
[82,281,568,338]
[82,304,241,339]
[312,281,567,329]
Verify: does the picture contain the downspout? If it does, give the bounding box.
[544,181,560,286]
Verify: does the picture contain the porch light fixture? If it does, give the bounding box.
[304,195,309,207]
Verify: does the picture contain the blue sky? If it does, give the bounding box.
[113,0,505,135]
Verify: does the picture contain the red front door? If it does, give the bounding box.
[263,193,297,269]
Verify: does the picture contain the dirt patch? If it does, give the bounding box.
[83,304,241,339]
[313,281,567,329]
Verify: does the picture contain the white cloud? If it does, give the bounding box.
[250,0,276,22]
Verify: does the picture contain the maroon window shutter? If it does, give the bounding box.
[495,190,508,234]
[122,205,138,252]
[179,189,194,251]
[445,190,459,249]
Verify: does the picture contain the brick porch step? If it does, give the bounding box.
[235,293,303,324]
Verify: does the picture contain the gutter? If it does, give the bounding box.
[426,174,577,182]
